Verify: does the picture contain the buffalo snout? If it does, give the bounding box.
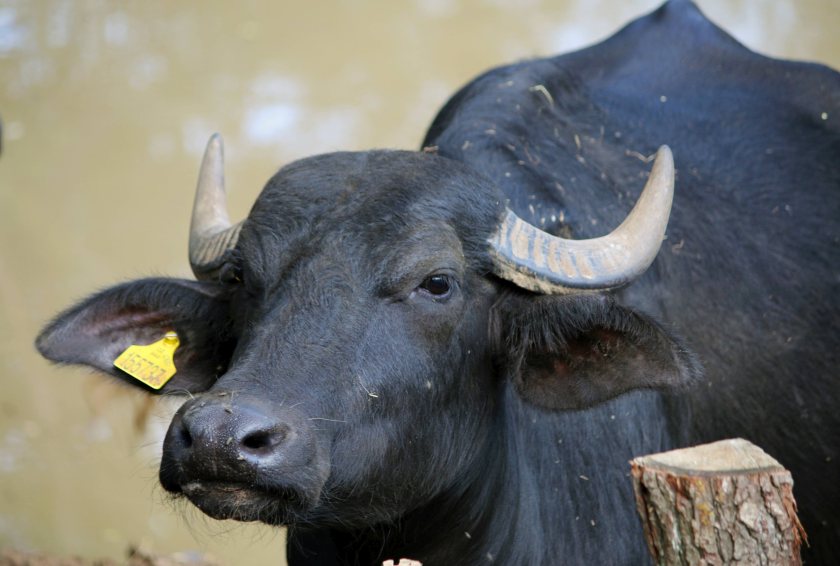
[159,393,327,522]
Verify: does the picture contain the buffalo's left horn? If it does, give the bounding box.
[189,133,243,280]
[488,145,674,294]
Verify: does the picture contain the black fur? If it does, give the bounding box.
[426,0,840,561]
[36,1,839,564]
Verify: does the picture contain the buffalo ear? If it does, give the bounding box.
[495,293,700,410]
[36,278,234,394]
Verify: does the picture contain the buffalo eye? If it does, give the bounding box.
[418,274,453,299]
[219,263,243,286]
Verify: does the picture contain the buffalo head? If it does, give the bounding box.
[36,135,696,533]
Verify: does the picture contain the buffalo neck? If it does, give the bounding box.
[323,383,674,565]
[360,384,529,565]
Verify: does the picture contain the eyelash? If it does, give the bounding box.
[417,274,455,300]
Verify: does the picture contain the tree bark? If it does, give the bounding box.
[630,438,806,565]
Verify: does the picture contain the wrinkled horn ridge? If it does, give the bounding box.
[189,133,243,279]
[488,145,675,294]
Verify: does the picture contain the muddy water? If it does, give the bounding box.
[1,0,837,563]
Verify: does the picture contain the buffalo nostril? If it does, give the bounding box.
[241,427,287,455]
[179,423,193,449]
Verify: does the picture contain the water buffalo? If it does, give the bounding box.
[36,0,838,564]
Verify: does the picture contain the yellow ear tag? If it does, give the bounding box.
[113,331,180,390]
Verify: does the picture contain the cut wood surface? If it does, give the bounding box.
[631,438,806,566]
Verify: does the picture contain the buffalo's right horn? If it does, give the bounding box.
[189,133,243,280]
[488,145,675,293]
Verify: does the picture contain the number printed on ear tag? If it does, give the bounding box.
[113,332,179,390]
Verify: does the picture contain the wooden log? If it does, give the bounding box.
[630,438,806,565]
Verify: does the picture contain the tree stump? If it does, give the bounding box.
[630,438,806,565]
